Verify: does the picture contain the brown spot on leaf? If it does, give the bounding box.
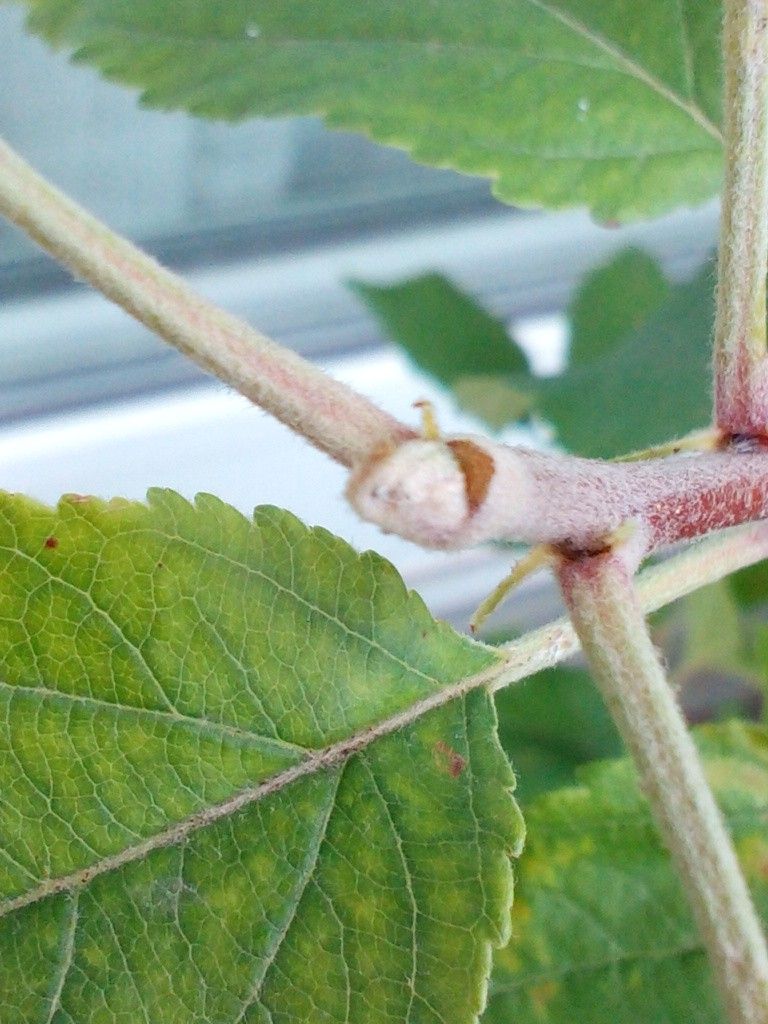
[530,979,560,1014]
[446,439,495,515]
[43,536,59,550]
[434,740,466,778]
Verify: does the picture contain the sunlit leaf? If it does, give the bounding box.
[0,491,523,1022]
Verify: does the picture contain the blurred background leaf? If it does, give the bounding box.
[356,249,713,457]
[539,258,713,456]
[483,722,768,1024]
[352,273,529,384]
[494,667,622,803]
[567,248,672,366]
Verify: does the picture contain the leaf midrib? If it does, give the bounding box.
[0,659,504,920]
[0,678,308,756]
[524,0,721,141]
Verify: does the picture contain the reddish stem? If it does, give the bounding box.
[514,446,768,555]
[349,435,768,563]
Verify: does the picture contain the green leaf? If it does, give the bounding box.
[730,559,768,610]
[537,258,713,457]
[652,576,766,717]
[356,251,713,455]
[670,581,756,683]
[568,247,672,366]
[721,566,768,716]
[494,667,622,803]
[354,273,533,428]
[485,721,768,1024]
[15,0,723,218]
[0,491,523,1022]
[452,375,536,431]
[353,273,528,385]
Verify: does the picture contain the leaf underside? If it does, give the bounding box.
[0,491,523,1023]
[484,722,768,1024]
[14,0,724,218]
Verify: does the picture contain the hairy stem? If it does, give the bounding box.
[349,432,768,557]
[714,0,768,434]
[558,553,768,1024]
[7,134,768,563]
[493,519,768,687]
[0,138,414,468]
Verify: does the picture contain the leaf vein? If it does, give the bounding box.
[522,0,721,140]
[167,531,450,691]
[363,756,419,1022]
[491,937,703,994]
[0,660,503,919]
[674,0,696,100]
[233,768,341,1023]
[42,890,79,1024]
[0,679,307,757]
[0,543,178,715]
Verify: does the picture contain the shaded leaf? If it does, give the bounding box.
[485,722,768,1024]
[652,576,767,718]
[651,581,765,723]
[537,258,713,456]
[357,251,713,456]
[0,491,523,1022]
[754,626,768,720]
[730,559,768,610]
[568,247,672,366]
[15,0,723,218]
[671,581,754,682]
[494,666,622,803]
[353,273,528,386]
[723,566,768,716]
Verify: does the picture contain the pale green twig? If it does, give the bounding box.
[558,553,768,1024]
[714,0,768,434]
